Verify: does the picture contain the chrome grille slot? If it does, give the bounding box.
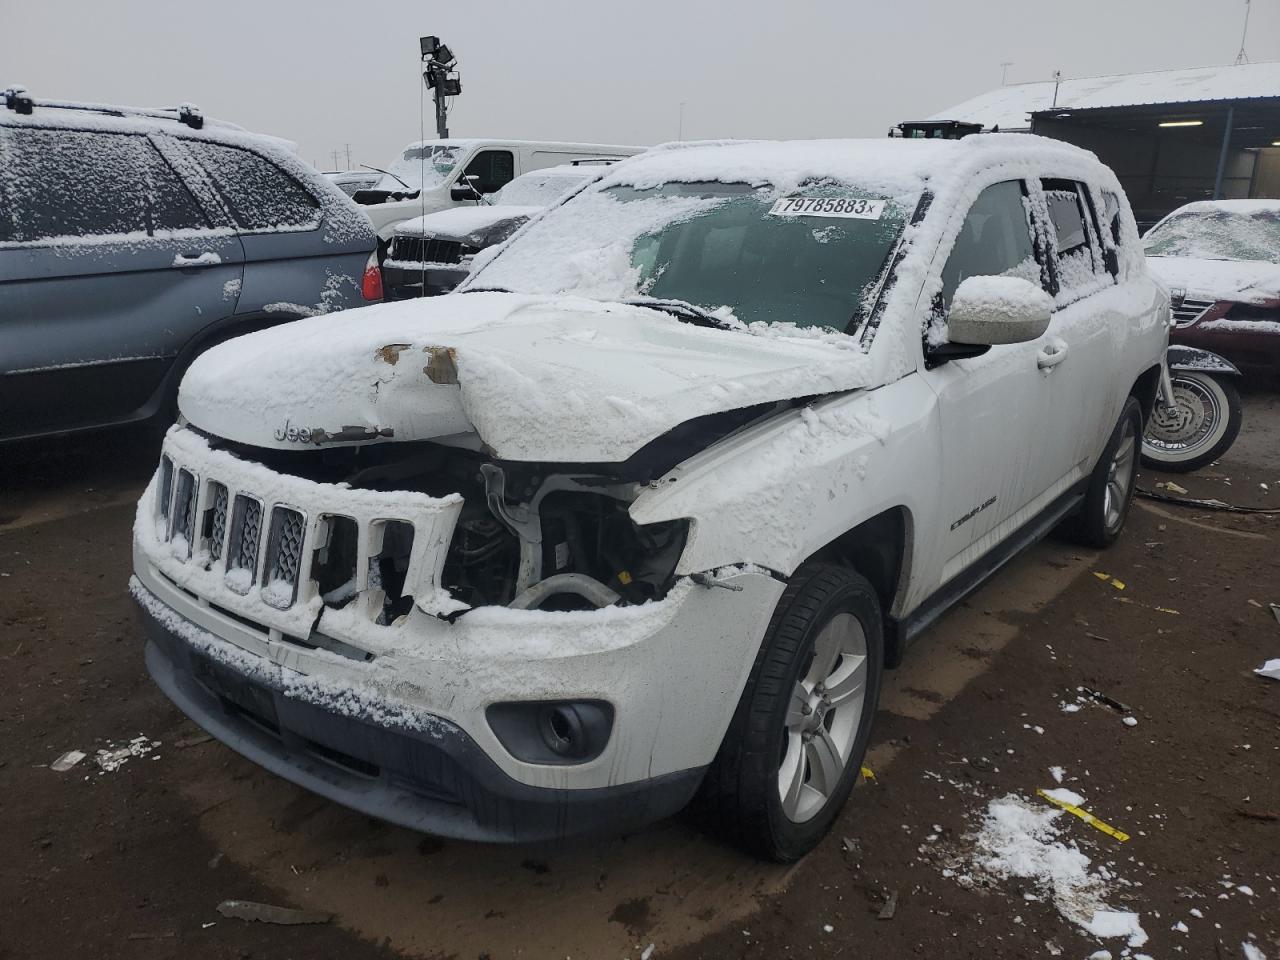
[224,495,263,595]
[312,515,360,608]
[204,482,229,561]
[262,506,307,609]
[169,469,198,558]
[158,456,174,525]
[369,519,416,625]
[1171,297,1215,328]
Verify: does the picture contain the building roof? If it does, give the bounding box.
[931,62,1280,131]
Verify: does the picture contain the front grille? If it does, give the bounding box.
[146,436,461,623]
[225,495,263,594]
[262,507,306,609]
[391,235,464,265]
[1171,297,1215,328]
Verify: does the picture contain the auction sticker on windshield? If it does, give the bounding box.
[769,197,886,219]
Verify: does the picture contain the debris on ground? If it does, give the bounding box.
[1037,789,1131,843]
[877,890,899,920]
[1156,481,1189,495]
[174,734,214,749]
[1270,603,1280,626]
[1255,659,1280,681]
[95,735,159,773]
[1093,572,1125,590]
[215,900,334,925]
[50,750,85,772]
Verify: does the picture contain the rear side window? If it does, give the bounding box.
[0,128,208,243]
[1041,179,1109,299]
[939,180,1040,308]
[186,141,320,232]
[461,149,515,194]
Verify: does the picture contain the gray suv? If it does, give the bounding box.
[0,89,379,443]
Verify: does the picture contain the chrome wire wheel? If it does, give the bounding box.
[778,612,868,823]
[1104,414,1137,532]
[1146,376,1221,456]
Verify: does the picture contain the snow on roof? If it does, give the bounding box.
[1169,199,1280,216]
[599,135,1099,197]
[399,137,645,152]
[932,62,1280,131]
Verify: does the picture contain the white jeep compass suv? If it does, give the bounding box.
[131,135,1168,861]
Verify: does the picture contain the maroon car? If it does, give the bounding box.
[1144,200,1280,378]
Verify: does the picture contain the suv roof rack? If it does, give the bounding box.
[3,87,210,130]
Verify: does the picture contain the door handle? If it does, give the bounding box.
[1037,338,1069,371]
[172,251,221,268]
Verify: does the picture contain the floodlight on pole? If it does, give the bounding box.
[421,35,461,139]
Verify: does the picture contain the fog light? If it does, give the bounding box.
[487,700,614,765]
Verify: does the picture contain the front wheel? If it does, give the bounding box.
[1141,371,1242,473]
[696,563,883,862]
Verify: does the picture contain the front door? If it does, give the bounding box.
[922,179,1057,584]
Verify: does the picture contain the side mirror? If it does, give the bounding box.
[948,275,1053,346]
[451,174,482,202]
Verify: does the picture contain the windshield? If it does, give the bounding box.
[475,180,914,331]
[1144,208,1280,263]
[374,144,463,193]
[495,171,590,207]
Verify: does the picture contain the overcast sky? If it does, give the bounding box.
[5,0,1279,170]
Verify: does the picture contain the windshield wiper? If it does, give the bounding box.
[618,297,739,331]
[359,163,411,190]
[462,286,513,294]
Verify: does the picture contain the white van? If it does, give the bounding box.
[354,139,645,244]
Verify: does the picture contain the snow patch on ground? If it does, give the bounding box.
[946,793,1147,947]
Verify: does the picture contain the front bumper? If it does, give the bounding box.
[137,586,705,842]
[381,262,468,299]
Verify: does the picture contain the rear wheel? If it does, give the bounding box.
[1141,372,1242,473]
[1062,396,1142,548]
[697,563,883,861]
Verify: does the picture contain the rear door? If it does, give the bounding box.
[177,139,342,316]
[1027,178,1123,496]
[0,124,244,440]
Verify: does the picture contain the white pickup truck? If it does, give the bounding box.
[132,135,1167,861]
[353,138,644,245]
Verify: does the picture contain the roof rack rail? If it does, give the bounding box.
[2,88,205,129]
[4,86,33,114]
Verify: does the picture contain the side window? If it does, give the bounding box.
[1041,179,1109,298]
[185,141,320,232]
[1099,190,1124,277]
[1,128,150,242]
[462,150,515,194]
[136,142,210,234]
[939,180,1039,309]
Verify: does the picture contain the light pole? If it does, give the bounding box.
[421,36,461,139]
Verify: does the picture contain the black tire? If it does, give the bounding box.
[1062,396,1142,549]
[1141,372,1243,474]
[696,562,884,862]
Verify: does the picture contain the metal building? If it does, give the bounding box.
[933,63,1280,230]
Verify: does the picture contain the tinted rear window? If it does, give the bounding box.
[186,141,320,232]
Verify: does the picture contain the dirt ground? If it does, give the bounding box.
[2,391,1277,960]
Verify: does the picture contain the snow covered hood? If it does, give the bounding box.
[1146,256,1280,305]
[394,205,542,242]
[178,293,875,463]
